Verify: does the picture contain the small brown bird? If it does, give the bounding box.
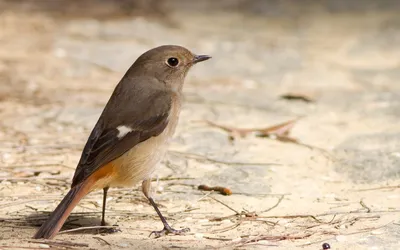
[33,45,211,239]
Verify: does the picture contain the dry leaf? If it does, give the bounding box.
[204,117,302,144]
[198,184,232,195]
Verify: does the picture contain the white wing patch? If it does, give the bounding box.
[116,125,132,139]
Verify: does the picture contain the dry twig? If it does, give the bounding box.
[298,221,394,247]
[353,185,400,192]
[93,237,111,246]
[259,195,285,214]
[59,225,119,234]
[280,93,315,103]
[168,150,278,166]
[360,199,371,213]
[208,195,240,215]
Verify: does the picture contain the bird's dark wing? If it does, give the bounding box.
[71,77,172,187]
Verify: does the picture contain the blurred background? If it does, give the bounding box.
[1,0,400,102]
[0,1,399,249]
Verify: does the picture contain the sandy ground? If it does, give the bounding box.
[0,1,399,249]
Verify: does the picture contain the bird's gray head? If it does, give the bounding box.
[127,45,211,91]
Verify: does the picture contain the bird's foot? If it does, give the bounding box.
[99,224,121,234]
[149,225,190,238]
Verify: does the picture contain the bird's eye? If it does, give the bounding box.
[166,57,179,67]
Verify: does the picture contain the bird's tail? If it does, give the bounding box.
[33,181,91,239]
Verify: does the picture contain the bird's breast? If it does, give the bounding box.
[110,92,182,187]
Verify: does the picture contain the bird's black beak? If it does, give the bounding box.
[193,55,211,64]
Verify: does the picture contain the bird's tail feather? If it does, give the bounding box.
[33,181,90,239]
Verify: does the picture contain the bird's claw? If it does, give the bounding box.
[149,226,190,238]
[99,224,121,234]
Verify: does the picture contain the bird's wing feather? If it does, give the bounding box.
[71,77,172,187]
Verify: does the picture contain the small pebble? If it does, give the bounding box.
[185,217,193,221]
[221,219,231,224]
[118,243,128,248]
[39,244,50,249]
[257,240,269,245]
[195,233,203,239]
[278,219,289,225]
[322,242,330,249]
[198,219,209,223]
[371,230,384,235]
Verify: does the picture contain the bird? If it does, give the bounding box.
[33,45,211,239]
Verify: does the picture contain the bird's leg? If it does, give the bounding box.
[98,187,120,234]
[101,187,109,226]
[142,179,190,238]
[147,197,190,237]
